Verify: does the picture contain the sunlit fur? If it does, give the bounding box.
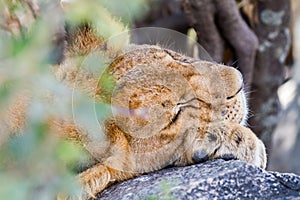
[55,45,266,198]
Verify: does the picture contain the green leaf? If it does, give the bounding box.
[55,140,87,165]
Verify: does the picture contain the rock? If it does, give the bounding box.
[98,159,300,200]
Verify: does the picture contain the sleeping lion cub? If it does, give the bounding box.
[55,44,267,198]
[0,1,266,197]
[1,29,267,199]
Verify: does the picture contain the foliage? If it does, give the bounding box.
[0,0,148,199]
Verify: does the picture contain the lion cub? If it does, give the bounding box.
[62,45,267,198]
[0,1,266,199]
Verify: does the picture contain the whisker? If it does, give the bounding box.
[231,59,239,67]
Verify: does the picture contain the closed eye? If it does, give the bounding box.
[226,85,243,100]
[162,97,209,130]
[177,97,209,106]
[162,108,182,130]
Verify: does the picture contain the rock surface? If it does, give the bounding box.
[98,159,300,200]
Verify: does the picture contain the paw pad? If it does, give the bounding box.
[217,154,237,161]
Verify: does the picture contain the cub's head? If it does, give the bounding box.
[109,47,248,138]
[188,61,248,125]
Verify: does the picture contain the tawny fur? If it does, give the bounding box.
[68,46,267,198]
[0,5,267,199]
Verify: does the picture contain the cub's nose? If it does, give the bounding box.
[220,66,244,90]
[192,150,209,163]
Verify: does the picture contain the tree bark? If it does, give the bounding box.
[268,87,300,174]
[182,0,258,86]
[249,0,292,153]
[134,0,189,34]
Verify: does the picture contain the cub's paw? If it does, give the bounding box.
[189,122,267,169]
[79,164,111,199]
[192,151,237,164]
[216,154,237,161]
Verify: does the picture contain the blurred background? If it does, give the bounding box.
[0,0,299,199]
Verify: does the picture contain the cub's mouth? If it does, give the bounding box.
[225,84,248,125]
[226,84,244,100]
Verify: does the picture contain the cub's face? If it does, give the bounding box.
[188,61,248,125]
[107,47,266,169]
[109,47,248,138]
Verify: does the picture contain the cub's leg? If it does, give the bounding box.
[79,162,135,199]
[186,122,266,169]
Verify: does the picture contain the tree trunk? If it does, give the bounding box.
[249,0,292,154]
[182,0,258,86]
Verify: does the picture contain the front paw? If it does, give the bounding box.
[221,125,267,169]
[253,138,267,169]
[79,164,111,199]
[191,122,267,169]
[192,151,237,164]
[216,154,237,161]
[228,125,267,169]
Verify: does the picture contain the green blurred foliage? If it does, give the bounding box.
[0,122,85,199]
[63,0,150,39]
[0,0,148,199]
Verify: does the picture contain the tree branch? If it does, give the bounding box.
[182,0,258,86]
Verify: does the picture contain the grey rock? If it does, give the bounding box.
[98,159,300,200]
